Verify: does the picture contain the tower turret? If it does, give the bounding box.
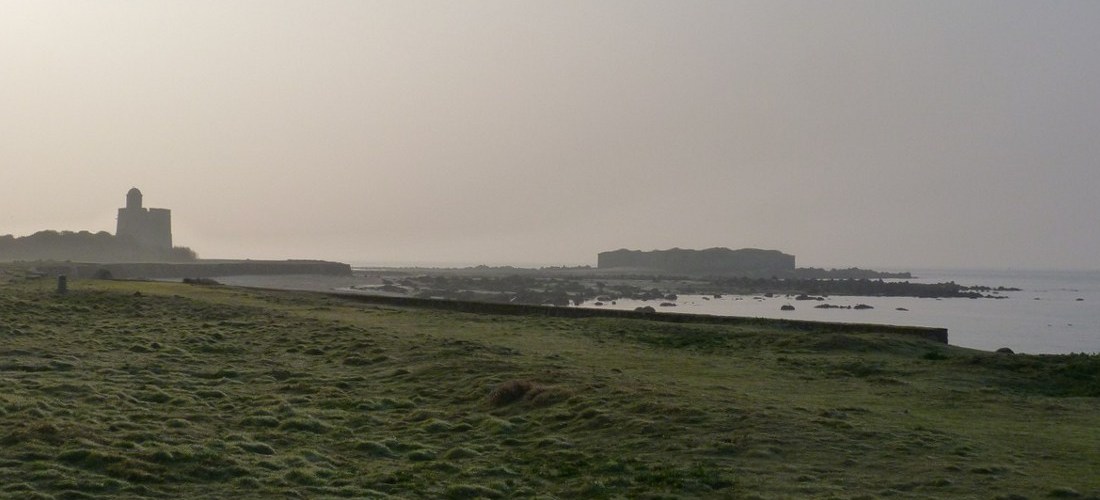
[126,187,143,209]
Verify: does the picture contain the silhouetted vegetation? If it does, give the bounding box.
[0,230,196,262]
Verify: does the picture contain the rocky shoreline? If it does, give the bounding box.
[347,268,1017,307]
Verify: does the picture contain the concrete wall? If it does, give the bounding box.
[327,292,949,344]
[36,260,352,279]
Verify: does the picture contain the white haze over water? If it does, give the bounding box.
[582,269,1100,354]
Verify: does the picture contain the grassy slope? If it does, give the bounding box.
[0,276,1098,499]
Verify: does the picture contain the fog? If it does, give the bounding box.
[2,1,1099,269]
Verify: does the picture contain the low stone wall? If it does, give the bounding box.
[36,260,352,279]
[327,292,950,344]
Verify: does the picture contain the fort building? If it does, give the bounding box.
[597,247,795,276]
[116,188,172,250]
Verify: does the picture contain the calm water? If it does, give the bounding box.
[580,269,1100,354]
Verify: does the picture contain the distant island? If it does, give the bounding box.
[598,247,910,279]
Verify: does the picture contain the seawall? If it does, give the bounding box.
[326,292,950,344]
[35,260,352,279]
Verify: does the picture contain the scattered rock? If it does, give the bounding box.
[633,306,656,313]
[780,304,795,311]
[853,304,873,310]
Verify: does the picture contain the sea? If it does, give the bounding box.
[576,269,1100,355]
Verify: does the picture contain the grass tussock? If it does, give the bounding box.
[487,379,572,408]
[487,379,541,406]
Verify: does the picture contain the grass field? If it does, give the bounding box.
[1,273,1098,499]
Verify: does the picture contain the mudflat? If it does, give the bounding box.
[1,275,1098,498]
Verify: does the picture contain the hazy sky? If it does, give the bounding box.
[3,1,1099,269]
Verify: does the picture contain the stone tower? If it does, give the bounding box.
[116,188,172,250]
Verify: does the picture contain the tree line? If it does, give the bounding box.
[0,230,197,263]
